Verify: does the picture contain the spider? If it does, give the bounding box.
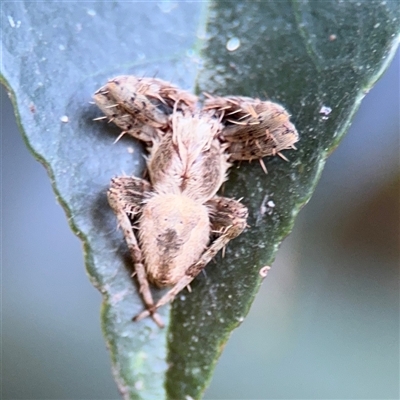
[93,76,298,327]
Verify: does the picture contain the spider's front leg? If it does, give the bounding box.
[204,95,299,164]
[107,176,165,328]
[93,76,198,144]
[133,196,248,322]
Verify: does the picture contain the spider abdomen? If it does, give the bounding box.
[139,193,210,287]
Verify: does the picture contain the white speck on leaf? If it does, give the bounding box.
[134,380,144,390]
[258,194,276,222]
[7,16,15,28]
[319,105,332,117]
[226,37,241,51]
[191,367,201,375]
[259,265,271,278]
[7,16,21,28]
[60,115,69,123]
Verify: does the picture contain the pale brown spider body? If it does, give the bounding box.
[93,76,298,327]
[140,111,230,287]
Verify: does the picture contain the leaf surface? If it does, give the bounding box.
[1,1,399,399]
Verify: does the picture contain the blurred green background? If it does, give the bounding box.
[2,44,399,400]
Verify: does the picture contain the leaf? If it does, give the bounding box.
[1,1,399,399]
[168,2,400,398]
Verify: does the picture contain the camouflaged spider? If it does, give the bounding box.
[93,76,298,327]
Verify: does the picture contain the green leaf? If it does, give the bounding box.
[1,1,399,399]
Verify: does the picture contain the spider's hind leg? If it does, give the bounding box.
[204,95,299,162]
[133,195,248,322]
[108,175,164,328]
[94,76,198,144]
